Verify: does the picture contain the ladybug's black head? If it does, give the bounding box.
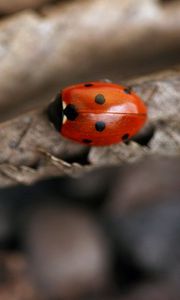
[48,93,63,131]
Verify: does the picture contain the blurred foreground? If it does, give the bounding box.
[0,157,180,300]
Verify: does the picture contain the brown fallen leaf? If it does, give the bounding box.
[0,159,87,187]
[0,0,180,121]
[0,108,87,169]
[0,67,180,187]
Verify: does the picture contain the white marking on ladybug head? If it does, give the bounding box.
[62,115,67,124]
[62,101,67,124]
[62,101,66,110]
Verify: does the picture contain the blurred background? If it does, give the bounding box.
[0,0,180,121]
[0,0,180,300]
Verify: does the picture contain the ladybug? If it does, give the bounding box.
[48,81,147,146]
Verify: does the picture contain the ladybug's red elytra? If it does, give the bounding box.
[48,81,147,146]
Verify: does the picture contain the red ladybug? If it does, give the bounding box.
[48,81,147,146]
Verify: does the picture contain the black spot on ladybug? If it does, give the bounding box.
[122,133,129,141]
[63,104,78,121]
[124,87,132,94]
[95,94,105,105]
[82,139,92,144]
[84,83,93,87]
[48,93,63,131]
[95,121,106,132]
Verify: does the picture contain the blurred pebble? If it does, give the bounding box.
[103,157,180,284]
[1,156,180,299]
[105,200,180,279]
[25,205,111,300]
[106,156,180,214]
[105,278,180,300]
[0,252,40,300]
[0,165,120,246]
